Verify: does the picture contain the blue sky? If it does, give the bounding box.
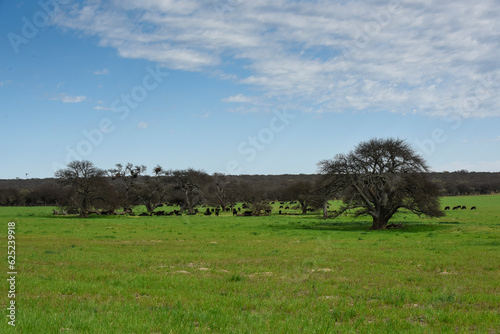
[1,0,499,179]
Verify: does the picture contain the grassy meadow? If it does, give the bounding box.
[1,195,499,333]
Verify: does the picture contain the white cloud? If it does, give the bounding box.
[51,93,87,103]
[94,105,114,111]
[0,80,11,87]
[52,0,500,117]
[93,68,110,75]
[137,121,149,129]
[222,94,255,103]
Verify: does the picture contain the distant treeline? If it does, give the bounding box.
[1,171,499,207]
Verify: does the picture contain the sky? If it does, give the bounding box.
[1,0,500,179]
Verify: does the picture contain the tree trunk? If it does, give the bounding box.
[370,216,389,230]
[184,191,193,214]
[79,206,89,218]
[301,200,308,215]
[146,203,154,214]
[322,201,328,219]
[79,199,89,217]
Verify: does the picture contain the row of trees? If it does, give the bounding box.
[51,138,446,229]
[3,138,471,229]
[2,172,497,208]
[52,161,334,218]
[54,162,246,218]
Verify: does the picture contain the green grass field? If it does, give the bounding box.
[1,195,499,333]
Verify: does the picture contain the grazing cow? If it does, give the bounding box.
[471,206,476,210]
[461,206,466,210]
[279,206,284,209]
[204,208,212,216]
[285,206,290,210]
[243,210,252,216]
[444,206,450,210]
[233,209,238,216]
[452,206,459,210]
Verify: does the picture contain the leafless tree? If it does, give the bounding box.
[55,160,107,217]
[166,168,211,214]
[284,181,314,214]
[206,173,243,211]
[133,165,171,214]
[108,163,146,212]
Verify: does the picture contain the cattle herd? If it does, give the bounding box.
[52,201,477,217]
[444,206,477,210]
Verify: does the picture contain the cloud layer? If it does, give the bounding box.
[51,93,87,103]
[53,0,500,117]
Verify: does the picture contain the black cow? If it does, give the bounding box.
[471,206,476,210]
[444,206,450,210]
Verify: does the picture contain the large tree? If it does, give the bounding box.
[318,138,444,230]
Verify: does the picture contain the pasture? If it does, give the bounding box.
[1,195,499,333]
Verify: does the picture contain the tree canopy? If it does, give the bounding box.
[318,138,444,230]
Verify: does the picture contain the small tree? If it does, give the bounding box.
[318,138,444,230]
[206,173,242,211]
[284,181,314,214]
[108,163,146,212]
[55,160,107,217]
[133,165,171,214]
[310,175,342,219]
[167,169,210,214]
